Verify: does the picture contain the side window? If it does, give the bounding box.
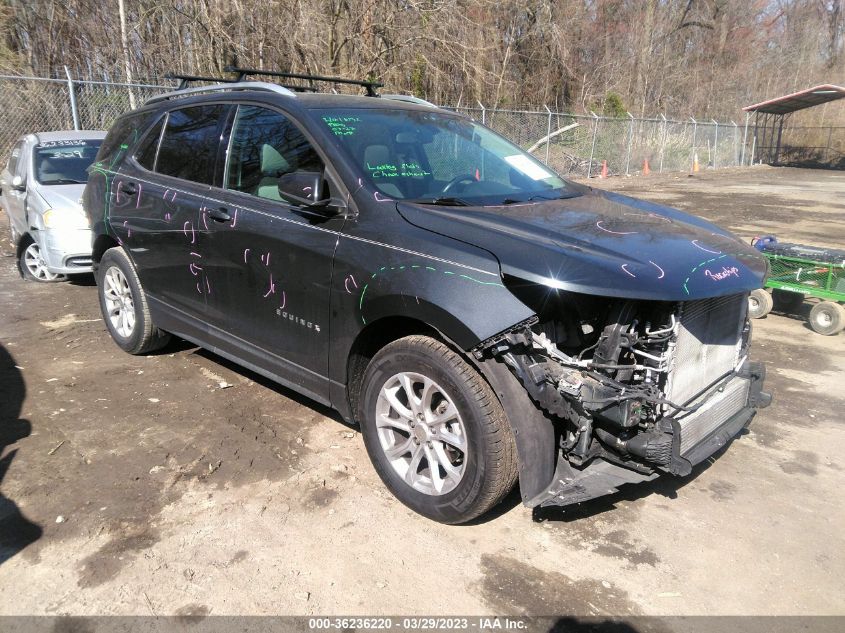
[226,105,324,201]
[135,116,166,171]
[7,141,23,176]
[155,105,227,185]
[96,112,153,164]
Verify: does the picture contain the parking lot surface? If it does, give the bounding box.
[1,166,843,616]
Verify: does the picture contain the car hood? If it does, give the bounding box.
[396,187,766,301]
[35,184,86,213]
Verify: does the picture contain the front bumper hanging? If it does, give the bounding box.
[526,361,771,509]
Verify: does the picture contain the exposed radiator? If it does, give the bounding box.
[667,293,747,406]
[677,376,750,454]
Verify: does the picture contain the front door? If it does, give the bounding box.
[201,104,345,400]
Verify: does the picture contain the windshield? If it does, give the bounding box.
[315,108,568,206]
[34,140,103,185]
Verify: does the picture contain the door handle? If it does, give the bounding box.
[207,207,231,222]
[119,181,138,195]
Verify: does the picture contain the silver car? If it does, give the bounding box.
[0,130,106,281]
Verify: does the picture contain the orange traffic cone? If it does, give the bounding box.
[600,160,608,178]
[643,158,651,175]
[692,152,700,172]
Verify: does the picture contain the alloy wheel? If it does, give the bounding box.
[23,242,60,281]
[103,265,136,338]
[375,371,467,495]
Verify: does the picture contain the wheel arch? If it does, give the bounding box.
[15,232,34,277]
[92,234,121,269]
[345,315,441,425]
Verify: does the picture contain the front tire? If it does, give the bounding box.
[358,335,518,524]
[97,247,170,354]
[20,239,64,282]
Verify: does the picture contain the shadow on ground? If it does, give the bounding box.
[530,436,744,523]
[0,343,41,565]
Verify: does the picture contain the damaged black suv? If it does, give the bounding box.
[85,71,770,524]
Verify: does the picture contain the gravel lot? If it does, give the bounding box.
[1,166,843,618]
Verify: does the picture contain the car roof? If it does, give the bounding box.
[29,130,108,143]
[141,86,449,117]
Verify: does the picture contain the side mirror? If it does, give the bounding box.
[11,175,25,192]
[278,171,345,215]
[278,171,325,207]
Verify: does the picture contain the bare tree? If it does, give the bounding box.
[0,0,842,122]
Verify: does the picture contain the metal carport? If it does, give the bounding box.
[743,84,845,165]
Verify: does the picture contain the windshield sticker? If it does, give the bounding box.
[36,140,92,148]
[322,116,361,136]
[503,154,555,180]
[366,161,431,178]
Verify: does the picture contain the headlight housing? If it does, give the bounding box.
[42,208,90,229]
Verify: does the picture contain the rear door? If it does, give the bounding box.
[200,103,345,400]
[116,104,234,326]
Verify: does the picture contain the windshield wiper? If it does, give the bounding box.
[42,178,86,185]
[410,196,471,207]
[498,191,576,205]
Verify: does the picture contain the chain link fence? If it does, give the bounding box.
[452,106,751,178]
[0,74,170,160]
[0,73,833,179]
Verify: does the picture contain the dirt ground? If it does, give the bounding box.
[0,166,843,618]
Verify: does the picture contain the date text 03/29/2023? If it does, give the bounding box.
[308,617,528,630]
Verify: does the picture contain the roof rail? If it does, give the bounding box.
[145,81,297,105]
[381,94,439,109]
[164,72,318,93]
[164,73,238,90]
[225,66,383,97]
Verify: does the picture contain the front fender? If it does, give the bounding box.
[356,262,534,350]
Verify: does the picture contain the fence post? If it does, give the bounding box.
[741,112,750,166]
[690,117,697,171]
[477,100,486,125]
[659,114,667,173]
[731,121,738,166]
[544,105,552,164]
[588,111,599,178]
[826,126,833,163]
[625,111,634,176]
[64,66,80,131]
[712,119,718,169]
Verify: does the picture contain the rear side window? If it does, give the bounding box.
[96,113,153,164]
[135,117,166,171]
[155,105,227,185]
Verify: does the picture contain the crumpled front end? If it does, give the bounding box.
[474,286,771,508]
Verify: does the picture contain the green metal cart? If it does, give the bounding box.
[747,237,845,335]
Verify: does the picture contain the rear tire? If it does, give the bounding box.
[358,335,518,524]
[97,247,171,354]
[748,289,773,319]
[772,289,804,313]
[808,301,845,336]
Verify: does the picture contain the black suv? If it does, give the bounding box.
[85,72,770,524]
